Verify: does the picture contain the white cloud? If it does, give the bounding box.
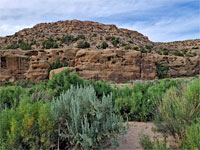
[0,24,34,37]
[119,13,200,42]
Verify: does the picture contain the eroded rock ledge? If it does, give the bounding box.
[0,49,199,83]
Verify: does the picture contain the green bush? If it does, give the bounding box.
[163,50,168,55]
[140,48,147,53]
[115,79,182,121]
[182,48,188,54]
[61,35,76,44]
[155,78,200,136]
[173,50,184,57]
[47,69,85,96]
[92,33,97,37]
[111,36,120,47]
[101,41,108,49]
[140,134,169,150]
[5,40,32,50]
[156,63,169,79]
[88,80,113,98]
[42,38,58,49]
[27,84,55,103]
[0,81,36,88]
[140,134,154,150]
[0,86,25,111]
[51,86,126,149]
[19,42,32,50]
[157,51,162,55]
[0,99,54,149]
[145,45,153,50]
[15,81,36,88]
[5,41,19,49]
[47,69,114,98]
[77,34,85,40]
[47,58,68,78]
[181,119,200,150]
[125,45,131,50]
[77,41,90,48]
[133,46,139,51]
[186,53,193,57]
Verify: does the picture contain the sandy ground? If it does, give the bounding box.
[107,122,177,150]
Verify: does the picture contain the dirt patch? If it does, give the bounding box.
[107,122,178,150]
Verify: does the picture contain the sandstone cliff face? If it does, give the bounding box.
[74,49,157,82]
[0,49,199,82]
[0,50,32,82]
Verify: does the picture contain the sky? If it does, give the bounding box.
[0,0,199,42]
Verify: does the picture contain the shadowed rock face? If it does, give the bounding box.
[0,20,199,82]
[0,49,199,82]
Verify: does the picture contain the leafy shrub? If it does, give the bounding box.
[115,79,182,121]
[156,63,169,79]
[145,45,153,50]
[157,51,162,55]
[27,84,55,103]
[163,50,168,55]
[19,42,32,50]
[88,80,113,98]
[181,119,200,150]
[101,41,108,49]
[155,78,200,136]
[15,80,36,88]
[0,81,36,88]
[92,33,97,37]
[76,34,85,40]
[5,41,32,50]
[77,41,90,48]
[0,86,25,111]
[128,40,133,44]
[140,48,147,53]
[5,41,19,49]
[173,50,184,57]
[47,58,68,78]
[111,36,120,47]
[61,35,76,44]
[48,68,114,98]
[133,46,139,51]
[0,99,54,149]
[140,134,154,150]
[47,69,85,96]
[42,38,58,49]
[125,45,131,50]
[51,86,126,149]
[182,48,188,54]
[140,134,169,150]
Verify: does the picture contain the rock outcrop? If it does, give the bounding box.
[0,20,199,82]
[0,20,151,51]
[0,48,199,82]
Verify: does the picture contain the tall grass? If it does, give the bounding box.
[155,78,200,136]
[155,78,200,148]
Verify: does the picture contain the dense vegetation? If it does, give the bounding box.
[139,78,200,150]
[77,41,90,48]
[5,40,32,50]
[0,69,199,149]
[42,38,58,49]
